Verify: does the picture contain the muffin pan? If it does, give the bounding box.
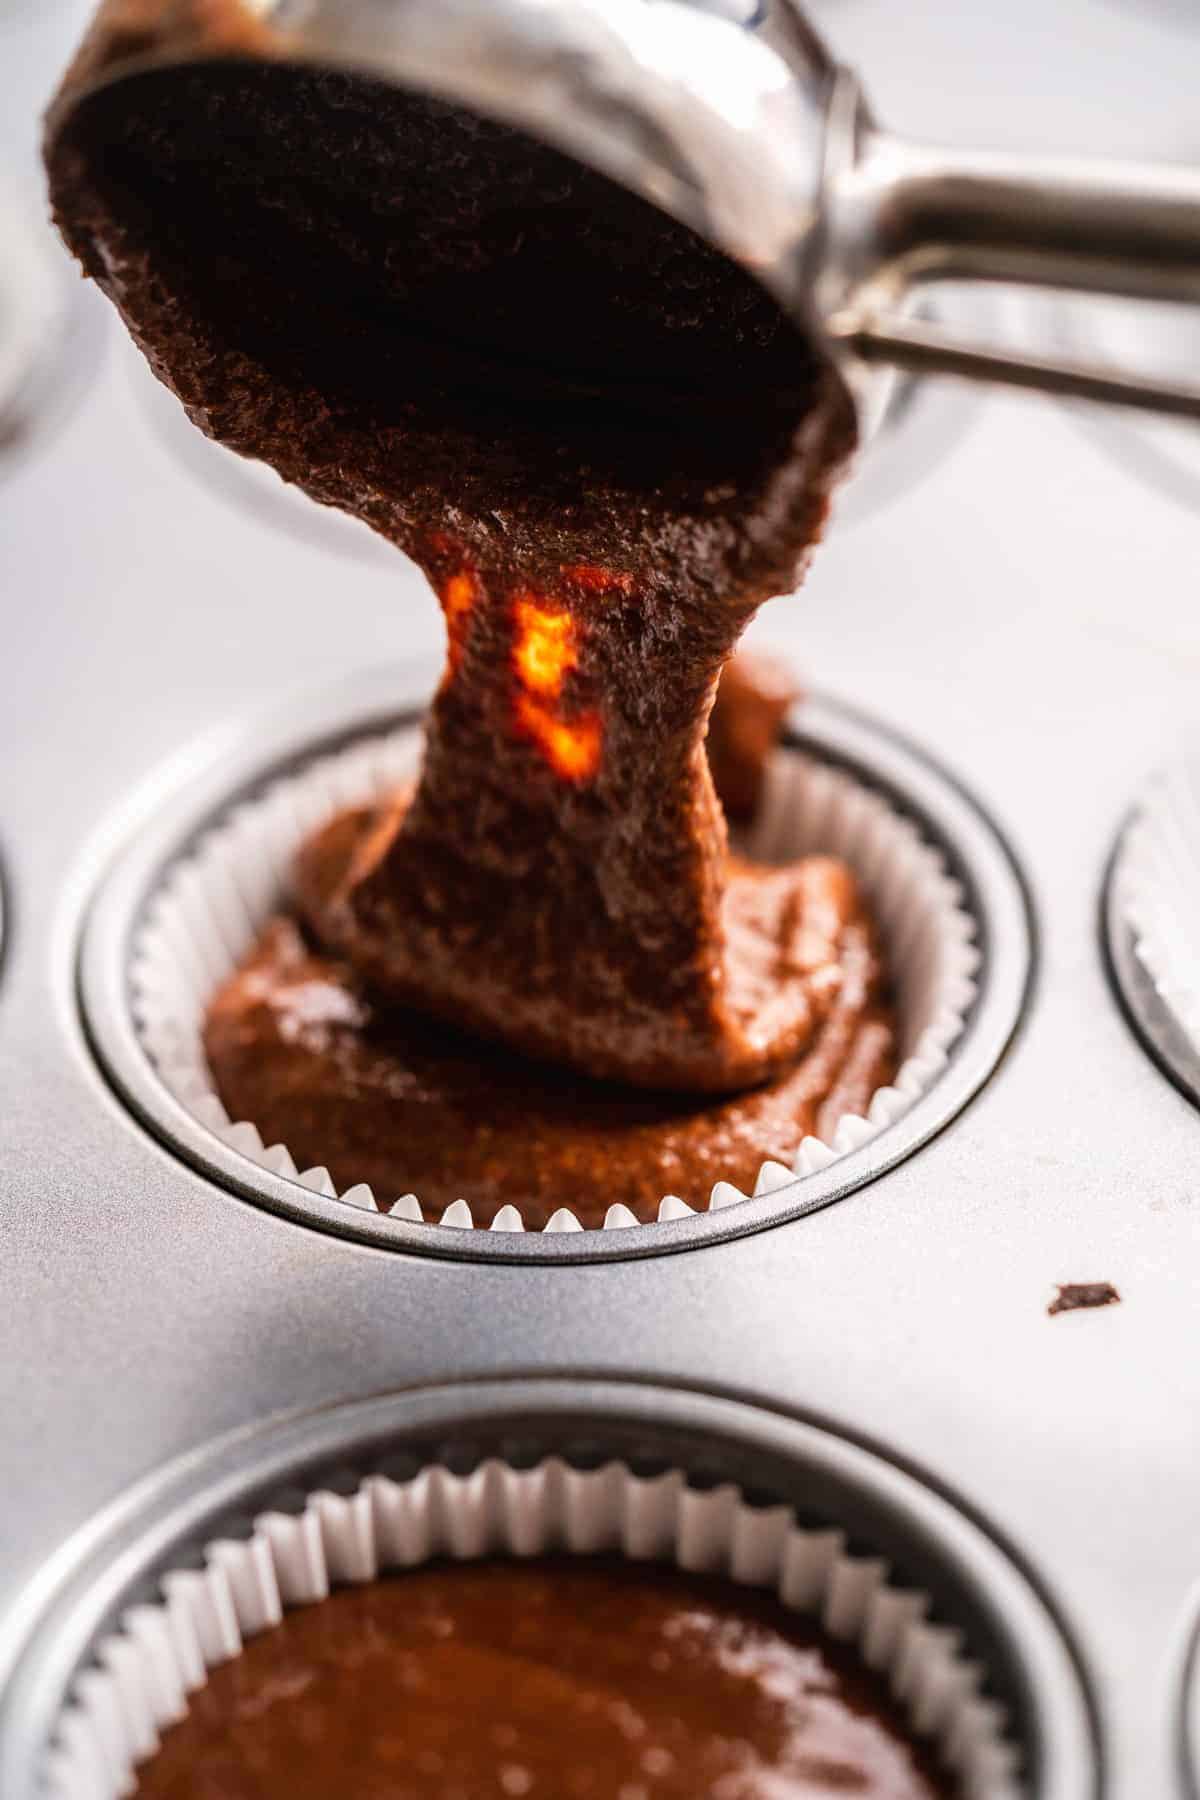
[0,182,106,478]
[1104,755,1200,1113]
[1184,1601,1200,1800]
[5,1,1200,1794]
[78,665,1028,1258]
[1006,289,1200,519]
[130,355,397,571]
[0,1381,1093,1799]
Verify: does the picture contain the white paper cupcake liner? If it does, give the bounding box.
[130,722,980,1232]
[43,1455,1021,1800]
[1115,754,1200,1048]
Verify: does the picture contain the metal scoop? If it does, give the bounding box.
[54,0,1200,429]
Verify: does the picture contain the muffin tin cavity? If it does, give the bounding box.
[79,666,1030,1260]
[996,286,1200,516]
[0,1382,1093,1800]
[836,291,983,531]
[1105,755,1200,1110]
[1060,293,1200,512]
[0,183,105,480]
[1183,1592,1200,1800]
[130,352,397,569]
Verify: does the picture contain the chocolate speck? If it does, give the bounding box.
[1047,1282,1121,1317]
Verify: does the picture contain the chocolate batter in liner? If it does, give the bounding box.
[193,657,897,1227]
[196,660,896,1229]
[46,1459,1014,1800]
[203,869,894,1230]
[132,1562,952,1800]
[128,715,984,1232]
[47,39,859,1097]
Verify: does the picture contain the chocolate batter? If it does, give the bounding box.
[132,1559,954,1799]
[47,26,859,1094]
[204,855,894,1226]
[200,658,895,1225]
[1047,1282,1121,1317]
[705,651,803,824]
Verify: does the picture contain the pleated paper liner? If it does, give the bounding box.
[130,723,980,1232]
[1115,753,1200,1051]
[44,1454,1020,1800]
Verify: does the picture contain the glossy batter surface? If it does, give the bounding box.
[204,850,894,1225]
[133,1560,953,1800]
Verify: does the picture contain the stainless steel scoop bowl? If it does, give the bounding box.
[51,0,1200,429]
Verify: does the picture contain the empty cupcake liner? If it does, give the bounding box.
[130,721,980,1232]
[43,1454,1020,1800]
[1114,754,1200,1049]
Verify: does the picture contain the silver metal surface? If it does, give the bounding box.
[0,179,106,476]
[823,124,1200,416]
[1185,1597,1200,1799]
[5,2,1200,1797]
[49,0,835,341]
[1180,1591,1200,1800]
[1104,820,1200,1120]
[0,1381,1096,1800]
[832,310,1200,424]
[1026,291,1200,516]
[44,0,1200,423]
[78,670,1030,1262]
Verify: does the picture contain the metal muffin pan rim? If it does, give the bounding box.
[1180,1578,1200,1800]
[0,1376,1097,1800]
[77,660,1034,1264]
[1101,814,1200,1117]
[0,182,110,485]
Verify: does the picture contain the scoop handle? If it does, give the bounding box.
[832,316,1200,422]
[823,95,1200,420]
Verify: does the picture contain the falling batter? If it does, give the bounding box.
[47,20,896,1219]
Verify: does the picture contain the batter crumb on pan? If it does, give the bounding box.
[1047,1281,1121,1317]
